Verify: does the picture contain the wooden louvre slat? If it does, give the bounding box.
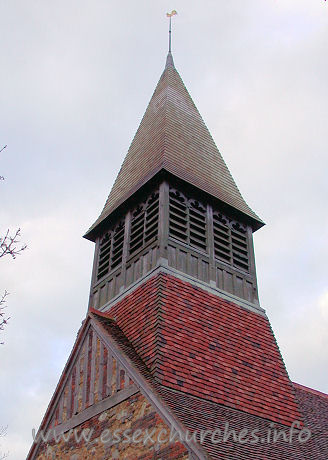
[131,218,144,232]
[213,211,249,273]
[128,191,159,257]
[97,232,112,280]
[190,215,205,227]
[215,252,231,263]
[145,220,158,235]
[169,217,187,233]
[232,243,248,256]
[146,200,159,214]
[130,240,143,253]
[97,222,125,279]
[231,233,247,246]
[190,208,206,221]
[169,205,187,220]
[130,229,144,244]
[169,188,207,252]
[169,211,187,227]
[145,211,158,226]
[214,241,231,253]
[190,223,206,236]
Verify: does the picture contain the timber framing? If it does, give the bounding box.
[89,177,260,310]
[27,312,209,460]
[98,264,266,317]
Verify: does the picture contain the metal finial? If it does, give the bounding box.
[166,10,177,53]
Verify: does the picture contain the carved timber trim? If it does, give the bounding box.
[90,181,259,307]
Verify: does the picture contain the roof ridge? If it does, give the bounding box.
[89,307,115,321]
[293,382,328,399]
[163,62,169,169]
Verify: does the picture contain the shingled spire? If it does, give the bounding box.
[29,38,327,460]
[85,53,263,240]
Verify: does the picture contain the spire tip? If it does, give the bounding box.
[165,51,175,69]
[166,10,177,54]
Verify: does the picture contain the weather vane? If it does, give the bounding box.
[166,10,177,53]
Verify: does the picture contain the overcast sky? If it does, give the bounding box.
[1,1,327,458]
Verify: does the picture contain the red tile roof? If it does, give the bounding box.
[293,382,328,401]
[293,382,328,459]
[109,272,301,426]
[159,386,307,460]
[92,309,327,459]
[86,53,263,238]
[30,294,327,460]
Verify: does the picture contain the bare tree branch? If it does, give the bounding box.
[0,426,8,459]
[0,145,7,180]
[0,291,10,345]
[0,227,26,342]
[1,146,26,345]
[0,228,27,259]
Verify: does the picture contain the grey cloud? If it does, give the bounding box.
[1,1,327,458]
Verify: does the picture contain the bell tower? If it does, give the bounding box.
[29,41,327,460]
[85,51,264,314]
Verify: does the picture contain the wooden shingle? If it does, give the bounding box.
[85,53,263,239]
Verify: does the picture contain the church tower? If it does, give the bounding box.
[28,49,328,460]
[86,51,263,310]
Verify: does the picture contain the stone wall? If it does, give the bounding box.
[34,391,189,459]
